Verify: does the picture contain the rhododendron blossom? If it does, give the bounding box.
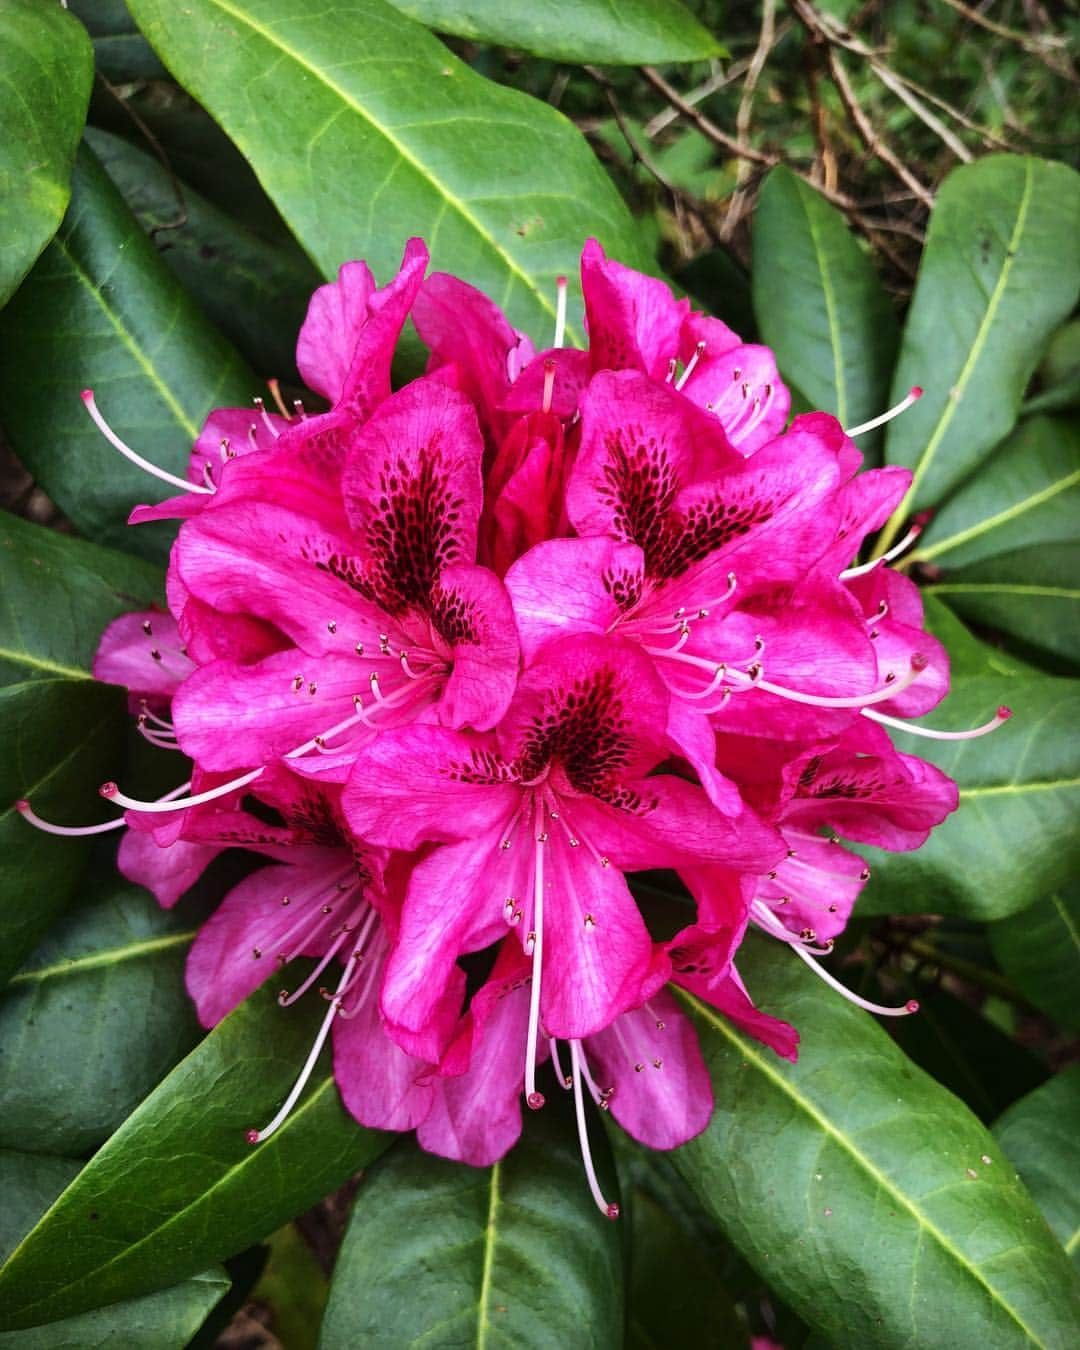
[19,237,1012,1217]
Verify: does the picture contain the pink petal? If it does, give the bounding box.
[342,726,519,850]
[118,830,223,910]
[93,609,193,703]
[295,260,377,402]
[581,238,687,379]
[342,376,485,603]
[585,991,713,1149]
[432,563,520,731]
[500,348,590,419]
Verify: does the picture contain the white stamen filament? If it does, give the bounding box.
[253,397,280,440]
[548,1037,572,1089]
[553,276,568,349]
[862,705,1012,740]
[541,359,556,415]
[840,523,922,579]
[17,780,193,835]
[751,899,834,955]
[845,386,923,438]
[675,341,706,392]
[248,957,352,1143]
[729,383,776,446]
[524,799,546,1110]
[569,1040,619,1219]
[278,929,350,1006]
[81,390,213,495]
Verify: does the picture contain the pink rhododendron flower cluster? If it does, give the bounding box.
[21,239,1010,1217]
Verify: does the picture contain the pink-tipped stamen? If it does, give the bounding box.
[569,1040,619,1220]
[278,931,350,1006]
[100,766,263,813]
[81,390,213,496]
[845,386,923,438]
[751,900,835,956]
[675,340,706,392]
[18,779,193,835]
[785,935,918,1017]
[541,358,557,416]
[726,653,928,708]
[248,957,351,1143]
[524,801,546,1111]
[862,705,1012,740]
[840,522,923,579]
[553,276,568,349]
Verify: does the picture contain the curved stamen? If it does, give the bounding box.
[553,275,568,350]
[267,379,291,420]
[751,900,835,955]
[278,929,350,1006]
[569,1040,619,1220]
[863,705,1012,740]
[524,799,546,1110]
[17,780,193,835]
[247,957,352,1143]
[840,522,922,579]
[726,653,929,708]
[101,766,263,813]
[845,386,923,438]
[730,383,776,446]
[81,390,213,496]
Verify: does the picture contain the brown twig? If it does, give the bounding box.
[723,0,778,240]
[824,46,935,207]
[938,0,1077,83]
[638,64,919,278]
[96,73,189,239]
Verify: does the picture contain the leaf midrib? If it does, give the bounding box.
[915,467,1080,563]
[0,1070,339,1323]
[9,930,196,986]
[188,0,570,342]
[878,158,1036,555]
[475,1158,501,1350]
[678,988,1045,1345]
[800,184,847,427]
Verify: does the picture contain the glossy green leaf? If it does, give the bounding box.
[911,416,1080,667]
[994,1067,1080,1269]
[0,0,93,308]
[387,0,722,63]
[0,681,126,988]
[673,936,1080,1349]
[880,155,1080,545]
[990,886,1080,1032]
[753,166,899,453]
[0,143,256,561]
[0,1151,229,1348]
[857,597,1080,920]
[0,984,390,1330]
[1024,319,1080,415]
[124,0,652,343]
[319,1103,623,1349]
[0,512,164,689]
[0,871,201,1156]
[86,127,321,380]
[627,1189,747,1350]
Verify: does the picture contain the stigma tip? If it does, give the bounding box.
[905,999,920,1013]
[99,781,118,799]
[526,1091,546,1110]
[605,1203,621,1220]
[245,1129,261,1144]
[998,706,1013,720]
[910,385,924,399]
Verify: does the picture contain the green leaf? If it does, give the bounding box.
[752,166,899,452]
[0,143,256,561]
[0,512,164,688]
[0,681,126,988]
[673,936,1080,1349]
[857,597,1080,920]
[0,0,93,308]
[1024,318,1080,415]
[86,126,321,380]
[0,871,201,1157]
[0,1151,229,1348]
[880,155,1080,545]
[0,984,391,1330]
[627,1189,747,1350]
[385,0,723,63]
[124,0,652,343]
[990,886,1080,1032]
[994,1067,1080,1269]
[912,415,1080,668]
[319,1103,623,1349]
[249,1225,328,1350]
